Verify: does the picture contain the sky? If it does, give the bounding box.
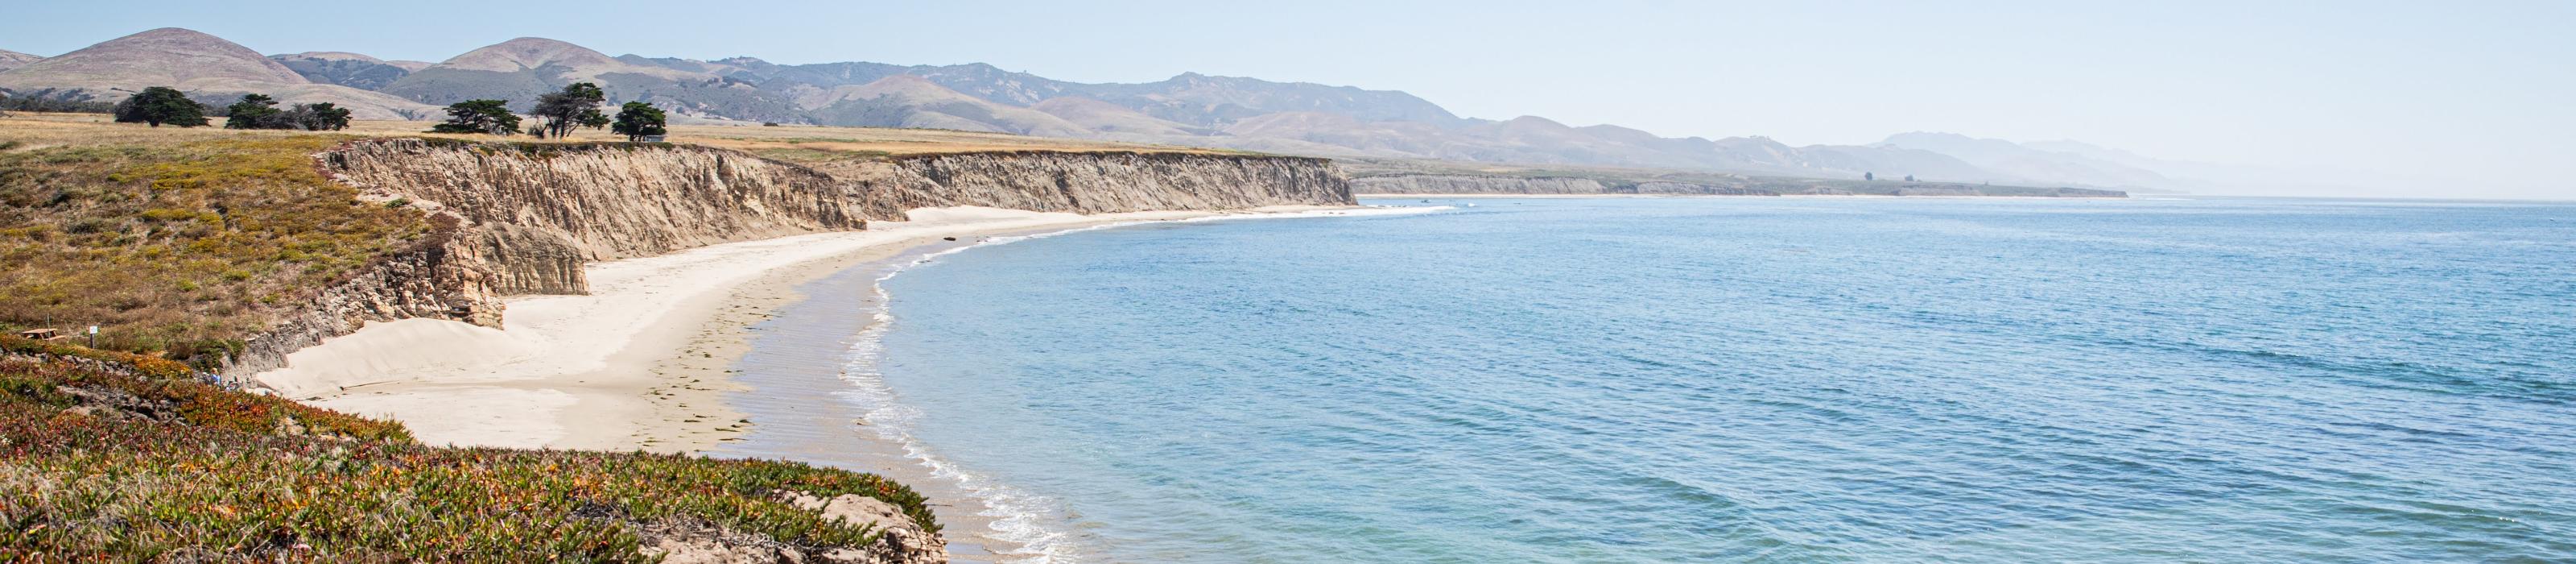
[5,1,2570,198]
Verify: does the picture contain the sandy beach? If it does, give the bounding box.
[252,205,1354,452]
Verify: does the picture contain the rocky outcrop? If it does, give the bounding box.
[230,215,499,375]
[228,140,1351,377]
[774,491,946,563]
[1349,174,1606,195]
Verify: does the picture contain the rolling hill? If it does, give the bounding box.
[6,27,2215,189]
[1878,132,2180,189]
[0,49,39,72]
[0,28,436,119]
[270,52,431,91]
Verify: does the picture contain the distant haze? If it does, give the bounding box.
[3,1,2568,200]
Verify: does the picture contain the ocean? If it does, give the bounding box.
[775,197,2576,562]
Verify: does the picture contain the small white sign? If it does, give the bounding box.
[88,326,97,334]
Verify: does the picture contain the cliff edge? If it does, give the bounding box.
[229,140,1351,375]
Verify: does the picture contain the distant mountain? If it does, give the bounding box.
[4,28,2221,187]
[380,38,718,111]
[0,28,436,119]
[0,49,40,72]
[1715,136,2002,182]
[271,52,431,91]
[1030,96,1199,136]
[799,74,1090,136]
[1877,132,2180,189]
[113,31,1982,180]
[0,28,303,89]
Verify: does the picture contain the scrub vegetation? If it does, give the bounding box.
[0,339,935,561]
[0,130,429,367]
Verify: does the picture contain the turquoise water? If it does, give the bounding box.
[866,197,2576,562]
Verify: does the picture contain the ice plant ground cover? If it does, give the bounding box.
[0,336,937,561]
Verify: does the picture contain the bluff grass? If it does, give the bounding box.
[0,135,434,367]
[0,345,938,561]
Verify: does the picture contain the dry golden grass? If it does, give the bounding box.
[0,114,431,366]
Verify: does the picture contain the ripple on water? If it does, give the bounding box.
[841,197,2576,562]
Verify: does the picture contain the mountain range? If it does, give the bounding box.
[0,27,2210,190]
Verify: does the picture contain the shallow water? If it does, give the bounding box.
[856,197,2576,562]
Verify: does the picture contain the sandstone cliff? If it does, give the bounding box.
[844,151,1351,214]
[1349,174,1608,195]
[1350,172,2126,198]
[229,140,1351,375]
[1616,181,1775,196]
[1348,174,1769,196]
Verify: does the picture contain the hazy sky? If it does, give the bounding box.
[6,1,2570,198]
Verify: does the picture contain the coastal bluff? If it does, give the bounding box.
[1350,172,2126,197]
[232,139,1351,375]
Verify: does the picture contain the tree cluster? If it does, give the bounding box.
[2,92,123,115]
[427,82,669,143]
[112,86,208,127]
[221,94,352,131]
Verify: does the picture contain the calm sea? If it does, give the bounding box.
[853,197,2575,562]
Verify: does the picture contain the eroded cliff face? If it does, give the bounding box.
[1620,181,1773,196]
[230,218,503,374]
[229,140,1351,375]
[1349,172,2126,198]
[853,151,1352,214]
[1348,175,1777,196]
[1349,174,1608,195]
[324,139,875,267]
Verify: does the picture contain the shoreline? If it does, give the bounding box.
[707,205,1450,562]
[251,205,1356,452]
[250,203,1439,561]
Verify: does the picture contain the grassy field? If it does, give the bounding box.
[0,117,431,367]
[0,336,935,560]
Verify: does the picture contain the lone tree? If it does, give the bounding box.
[1903,174,1915,182]
[223,94,281,129]
[1864,172,1875,181]
[114,86,208,127]
[612,101,668,143]
[530,82,609,139]
[427,99,521,135]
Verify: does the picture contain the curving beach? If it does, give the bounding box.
[242,204,1445,561]
[252,205,1359,452]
